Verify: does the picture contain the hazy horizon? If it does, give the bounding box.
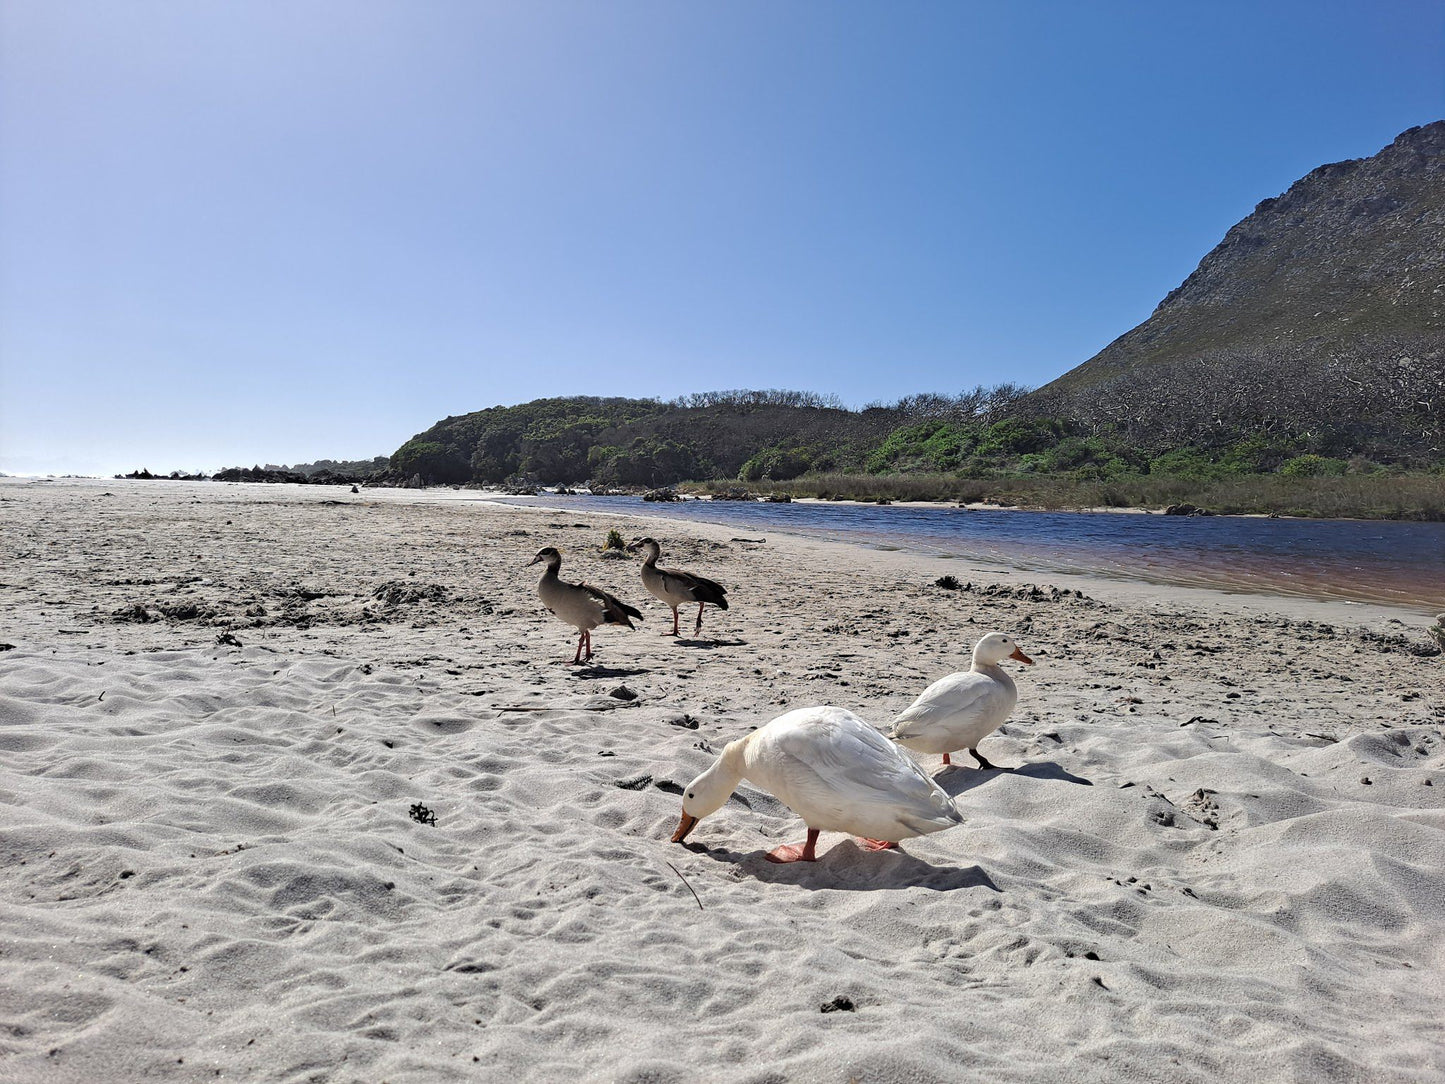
[3,2,1442,477]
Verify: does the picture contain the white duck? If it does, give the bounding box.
[528,546,643,664]
[627,537,730,636]
[671,705,964,862]
[891,631,1033,769]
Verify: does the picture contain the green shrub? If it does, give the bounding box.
[1279,454,1348,478]
[391,439,471,483]
[974,418,1064,457]
[1043,436,1101,470]
[738,446,812,482]
[866,421,979,473]
[1069,459,1132,482]
[1220,434,1285,474]
[1148,448,1222,480]
[591,437,701,486]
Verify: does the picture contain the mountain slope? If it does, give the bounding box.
[1024,122,1445,459]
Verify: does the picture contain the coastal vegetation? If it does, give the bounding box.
[165,384,1441,520]
[372,389,1444,520]
[689,471,1444,522]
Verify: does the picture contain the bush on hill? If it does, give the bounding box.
[376,387,1441,520]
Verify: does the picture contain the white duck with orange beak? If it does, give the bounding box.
[890,631,1034,770]
[671,705,963,863]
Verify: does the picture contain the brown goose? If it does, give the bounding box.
[627,537,730,636]
[528,546,643,664]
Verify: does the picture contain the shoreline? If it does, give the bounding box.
[477,490,1444,622]
[7,476,1439,622]
[7,469,1443,523]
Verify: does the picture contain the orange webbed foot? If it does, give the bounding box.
[765,843,817,863]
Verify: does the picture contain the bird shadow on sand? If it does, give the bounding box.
[571,665,651,680]
[678,840,999,893]
[936,760,1093,798]
[671,637,747,649]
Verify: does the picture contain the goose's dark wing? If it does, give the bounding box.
[660,567,730,609]
[581,583,643,627]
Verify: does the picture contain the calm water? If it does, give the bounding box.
[498,495,1445,614]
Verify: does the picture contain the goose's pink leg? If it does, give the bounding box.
[766,828,820,863]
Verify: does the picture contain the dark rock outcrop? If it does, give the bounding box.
[1024,122,1445,460]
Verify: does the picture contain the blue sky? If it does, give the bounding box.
[1,1,1441,476]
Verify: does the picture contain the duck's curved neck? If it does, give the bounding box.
[716,739,749,788]
[691,740,749,817]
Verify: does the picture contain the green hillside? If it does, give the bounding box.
[389,391,913,487]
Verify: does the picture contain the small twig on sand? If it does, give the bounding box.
[665,861,703,911]
[488,703,629,713]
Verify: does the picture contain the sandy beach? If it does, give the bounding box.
[2,477,1442,1083]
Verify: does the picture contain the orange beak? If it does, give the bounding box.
[1010,647,1034,665]
[671,813,699,844]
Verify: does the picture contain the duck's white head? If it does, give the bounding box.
[973,631,1033,668]
[671,741,745,844]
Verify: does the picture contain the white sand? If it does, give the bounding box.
[1,478,1442,1082]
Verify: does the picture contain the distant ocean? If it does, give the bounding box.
[495,494,1445,615]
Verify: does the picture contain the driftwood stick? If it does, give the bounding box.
[665,861,704,911]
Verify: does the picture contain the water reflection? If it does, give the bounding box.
[497,496,1445,614]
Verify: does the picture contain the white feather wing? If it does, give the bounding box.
[769,707,957,831]
[891,671,1012,747]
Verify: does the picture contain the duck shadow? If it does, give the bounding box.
[678,840,999,893]
[572,665,651,680]
[936,760,1093,798]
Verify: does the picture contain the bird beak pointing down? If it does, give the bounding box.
[671,813,699,844]
[1010,647,1035,665]
[526,555,541,567]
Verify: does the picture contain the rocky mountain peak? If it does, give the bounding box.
[1026,122,1444,460]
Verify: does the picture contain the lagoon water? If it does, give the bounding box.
[498,494,1445,614]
